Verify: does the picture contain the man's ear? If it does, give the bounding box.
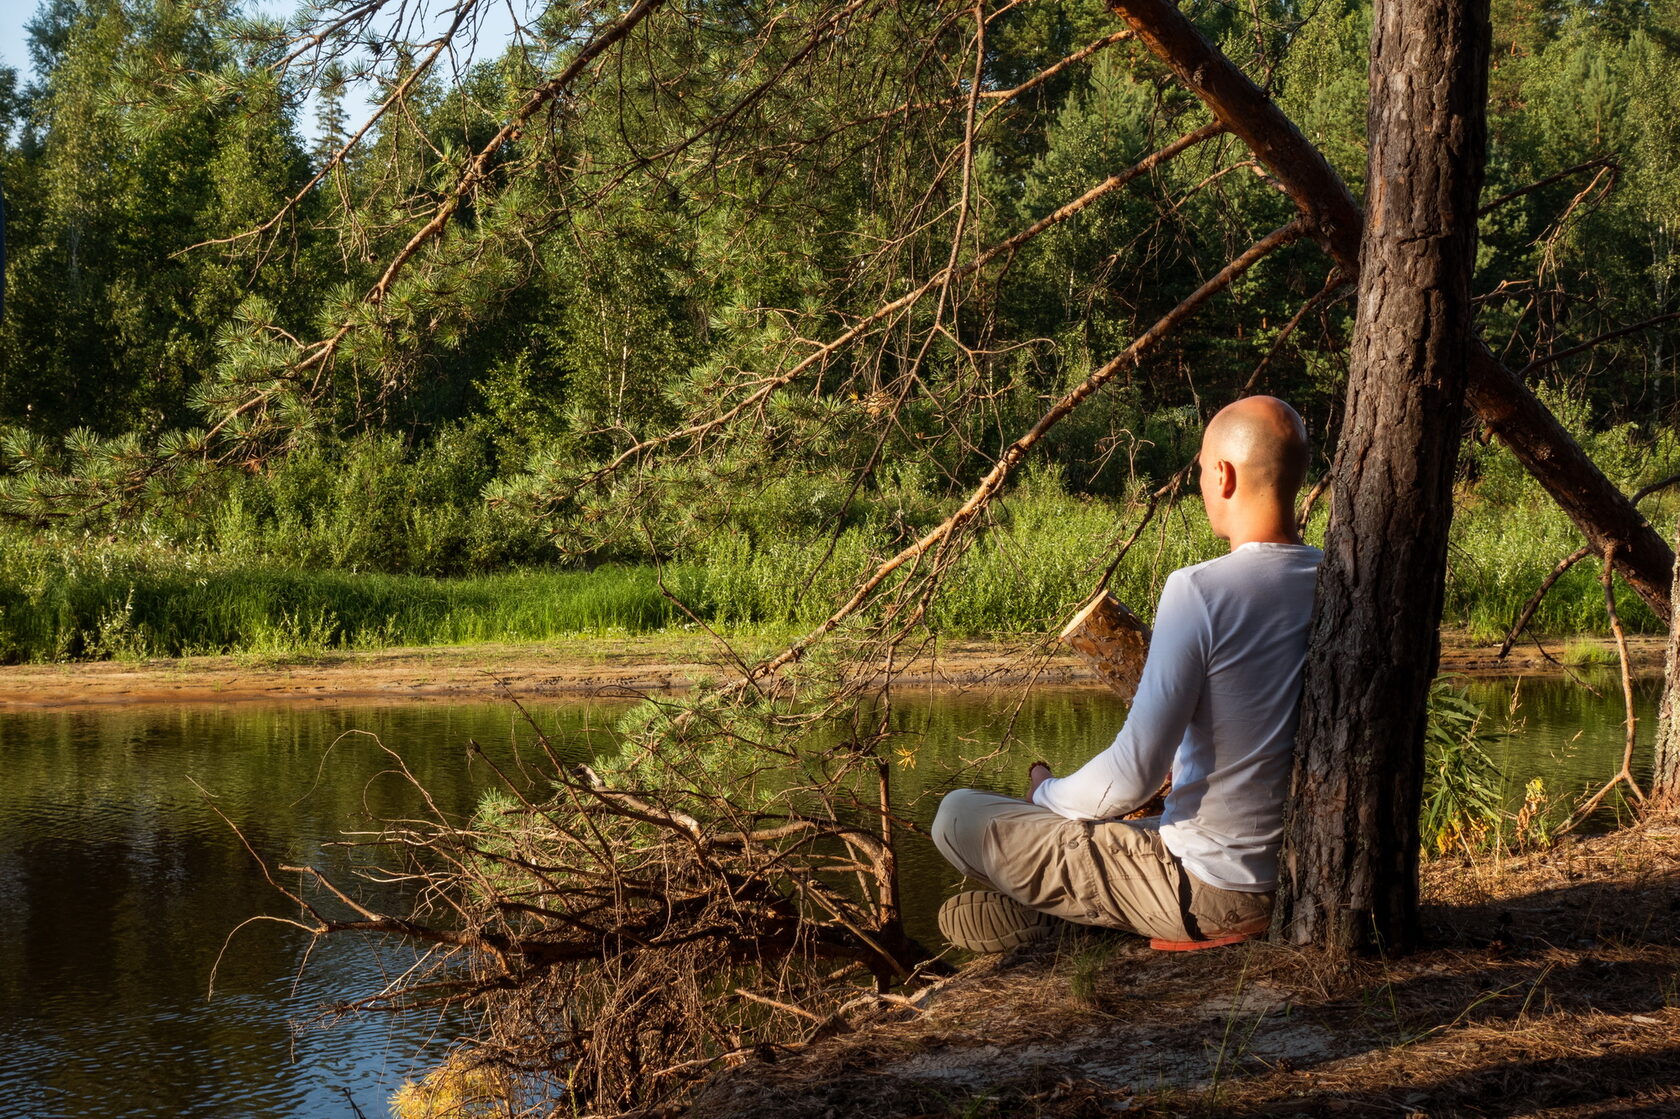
[1214,459,1237,499]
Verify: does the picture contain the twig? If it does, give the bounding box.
[1517,309,1680,378]
[1239,270,1351,395]
[1632,471,1680,506]
[1478,157,1617,216]
[1497,546,1592,660]
[732,987,825,1022]
[1559,547,1646,832]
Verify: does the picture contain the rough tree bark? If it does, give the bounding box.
[1653,524,1680,810]
[1105,0,1674,625]
[1271,0,1492,952]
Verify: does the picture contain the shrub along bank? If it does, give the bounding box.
[0,454,1672,664]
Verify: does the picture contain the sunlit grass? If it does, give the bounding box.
[0,551,691,662]
[0,469,1669,663]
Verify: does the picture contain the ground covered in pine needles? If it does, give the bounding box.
[683,818,1680,1118]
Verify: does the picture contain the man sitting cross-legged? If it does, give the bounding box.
[932,395,1323,953]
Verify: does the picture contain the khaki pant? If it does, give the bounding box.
[930,788,1272,942]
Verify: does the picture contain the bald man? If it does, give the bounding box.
[932,396,1322,953]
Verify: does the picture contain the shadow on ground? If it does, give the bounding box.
[682,822,1680,1119]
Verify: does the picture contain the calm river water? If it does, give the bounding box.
[0,674,1658,1118]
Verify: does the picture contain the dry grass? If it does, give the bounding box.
[682,817,1680,1119]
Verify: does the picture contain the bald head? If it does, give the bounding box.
[1202,396,1309,499]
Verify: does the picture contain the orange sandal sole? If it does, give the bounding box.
[1148,931,1260,952]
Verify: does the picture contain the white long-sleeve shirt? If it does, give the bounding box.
[1032,542,1322,891]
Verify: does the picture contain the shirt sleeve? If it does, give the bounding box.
[1031,570,1210,819]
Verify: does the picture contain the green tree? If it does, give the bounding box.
[0,0,313,437]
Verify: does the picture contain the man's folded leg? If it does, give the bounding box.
[930,788,1197,946]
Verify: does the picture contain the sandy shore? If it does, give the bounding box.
[0,630,1666,709]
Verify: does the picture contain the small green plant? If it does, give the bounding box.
[1059,933,1119,1007]
[1421,679,1508,856]
[1560,639,1619,667]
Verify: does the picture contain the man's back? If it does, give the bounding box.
[1157,542,1322,890]
[1032,542,1322,890]
[932,395,1323,953]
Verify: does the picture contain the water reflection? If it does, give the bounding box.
[0,702,623,1119]
[0,674,1657,1117]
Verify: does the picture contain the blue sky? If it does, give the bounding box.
[0,1,307,83]
[1,2,42,79]
[0,1,524,121]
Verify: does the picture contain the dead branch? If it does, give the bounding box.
[1240,270,1352,395]
[1559,548,1646,832]
[745,218,1308,685]
[1497,546,1593,660]
[1478,157,1617,216]
[1518,309,1680,378]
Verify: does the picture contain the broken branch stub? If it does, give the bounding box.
[1060,591,1151,704]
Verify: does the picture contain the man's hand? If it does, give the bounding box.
[1028,760,1053,802]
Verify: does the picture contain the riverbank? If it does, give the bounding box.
[0,630,1667,708]
[683,816,1680,1118]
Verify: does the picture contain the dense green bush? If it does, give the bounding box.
[204,427,554,575]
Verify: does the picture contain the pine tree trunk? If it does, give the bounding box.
[1652,522,1680,811]
[1272,0,1492,952]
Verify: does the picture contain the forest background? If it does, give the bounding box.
[1,0,1678,664]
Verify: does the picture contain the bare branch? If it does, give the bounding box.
[1559,548,1646,832]
[573,120,1228,492]
[1497,545,1593,660]
[1517,309,1680,378]
[746,218,1309,684]
[1478,157,1617,217]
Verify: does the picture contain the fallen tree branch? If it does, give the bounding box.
[1240,269,1352,395]
[1104,0,1674,624]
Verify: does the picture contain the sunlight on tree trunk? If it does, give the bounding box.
[1653,523,1680,811]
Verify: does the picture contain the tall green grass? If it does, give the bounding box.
[0,474,1213,661]
[1445,401,1678,642]
[694,472,1222,633]
[0,542,692,661]
[2,428,1674,663]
